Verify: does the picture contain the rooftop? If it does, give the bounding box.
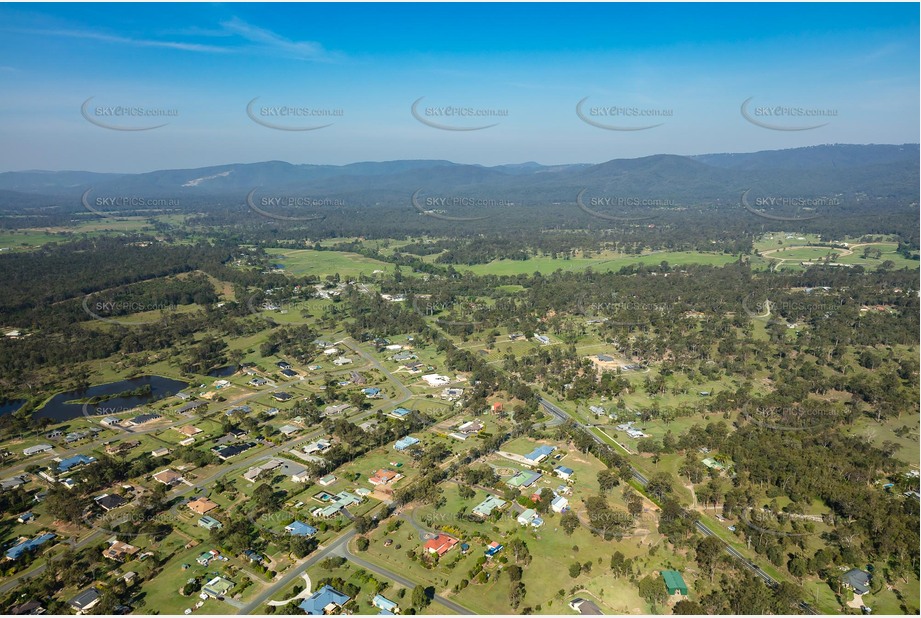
[299,585,351,615]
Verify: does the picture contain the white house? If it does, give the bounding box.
[422,374,450,387]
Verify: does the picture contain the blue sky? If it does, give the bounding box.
[0,3,917,172]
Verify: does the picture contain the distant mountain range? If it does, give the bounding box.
[0,144,917,208]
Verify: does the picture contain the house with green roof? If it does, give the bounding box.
[472,495,507,518]
[661,570,688,595]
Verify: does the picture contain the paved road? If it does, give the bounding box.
[336,544,473,615]
[238,531,357,614]
[0,527,107,595]
[538,397,817,615]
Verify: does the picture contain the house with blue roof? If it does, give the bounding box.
[554,465,575,481]
[299,585,351,615]
[394,436,420,451]
[5,533,55,560]
[389,407,412,420]
[363,387,382,398]
[56,454,96,473]
[284,520,317,537]
[372,594,400,614]
[551,495,569,513]
[524,445,556,463]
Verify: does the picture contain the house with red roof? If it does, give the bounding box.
[423,534,458,557]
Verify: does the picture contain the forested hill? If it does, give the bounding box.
[0,144,917,204]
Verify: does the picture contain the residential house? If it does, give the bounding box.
[484,541,503,557]
[423,534,459,557]
[152,469,183,486]
[23,445,52,457]
[127,413,161,426]
[303,439,332,456]
[102,540,139,562]
[176,400,207,414]
[278,424,299,437]
[554,466,575,481]
[243,459,283,483]
[441,387,464,400]
[569,598,603,615]
[8,599,45,615]
[372,595,400,614]
[449,420,483,441]
[507,470,542,488]
[315,491,363,518]
[299,585,351,615]
[388,407,412,420]
[842,569,872,596]
[551,495,569,513]
[472,496,507,518]
[394,436,419,451]
[1,474,30,491]
[94,493,128,511]
[323,403,351,416]
[198,516,223,531]
[524,445,556,464]
[285,521,318,537]
[201,576,235,599]
[242,549,263,564]
[5,533,56,560]
[213,442,255,460]
[176,425,203,438]
[57,454,97,474]
[67,588,100,614]
[102,440,136,457]
[517,509,543,527]
[422,374,450,387]
[187,497,218,515]
[368,469,402,486]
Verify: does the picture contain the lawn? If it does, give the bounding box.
[265,249,394,279]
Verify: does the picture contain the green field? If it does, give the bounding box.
[458,250,738,276]
[266,249,394,278]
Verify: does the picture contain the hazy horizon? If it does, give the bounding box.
[0,3,918,173]
[4,142,919,175]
